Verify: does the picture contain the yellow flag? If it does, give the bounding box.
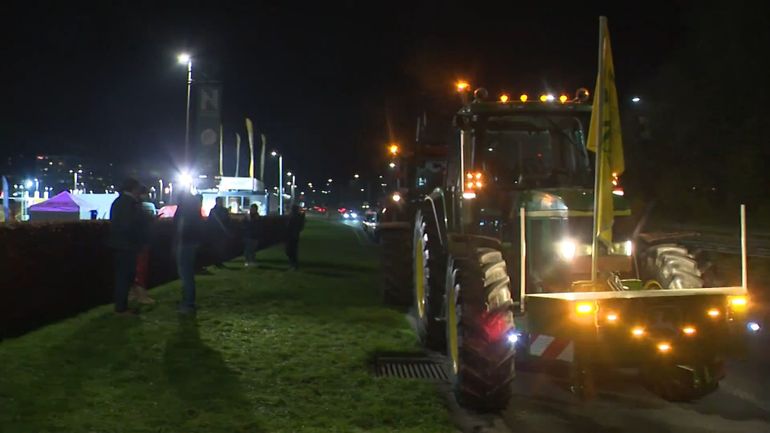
[587,18,624,247]
[245,118,255,179]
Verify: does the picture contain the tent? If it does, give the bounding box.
[28,192,118,221]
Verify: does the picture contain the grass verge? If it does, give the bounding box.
[0,219,452,433]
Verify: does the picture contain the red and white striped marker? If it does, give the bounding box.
[528,334,574,362]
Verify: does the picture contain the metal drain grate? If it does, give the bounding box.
[375,357,449,381]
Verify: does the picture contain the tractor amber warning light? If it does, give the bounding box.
[499,94,509,103]
[606,313,619,323]
[456,81,470,92]
[520,94,528,102]
[682,326,697,336]
[575,302,594,315]
[728,295,748,311]
[559,94,568,103]
[657,342,672,353]
[707,308,721,318]
[631,326,646,337]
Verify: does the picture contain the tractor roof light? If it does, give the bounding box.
[631,326,646,338]
[656,342,672,353]
[707,308,721,318]
[539,94,548,102]
[520,94,528,102]
[456,81,470,92]
[499,94,510,103]
[682,326,697,336]
[559,94,568,103]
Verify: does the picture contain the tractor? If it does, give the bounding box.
[380,85,752,411]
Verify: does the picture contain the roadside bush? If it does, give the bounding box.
[0,216,288,338]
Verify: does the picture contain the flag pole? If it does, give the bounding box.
[590,16,607,284]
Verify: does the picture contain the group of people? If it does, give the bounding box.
[108,178,305,316]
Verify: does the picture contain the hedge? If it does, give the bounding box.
[0,216,288,339]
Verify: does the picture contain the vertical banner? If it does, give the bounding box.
[235,133,241,177]
[260,133,267,182]
[195,82,222,180]
[219,124,224,176]
[245,118,255,179]
[2,176,9,223]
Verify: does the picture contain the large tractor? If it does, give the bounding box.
[381,85,752,411]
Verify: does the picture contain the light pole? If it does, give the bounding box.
[73,172,78,193]
[178,53,193,165]
[271,151,284,215]
[158,179,164,203]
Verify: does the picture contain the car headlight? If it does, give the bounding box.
[556,239,577,261]
[343,212,350,219]
[350,212,358,219]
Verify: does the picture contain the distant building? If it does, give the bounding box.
[35,155,116,194]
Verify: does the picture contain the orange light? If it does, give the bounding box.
[559,94,568,103]
[575,302,594,315]
[657,342,672,353]
[682,326,697,336]
[520,94,528,102]
[499,94,509,103]
[728,295,748,312]
[707,308,721,318]
[466,172,474,179]
[539,94,548,102]
[474,172,482,179]
[456,81,470,92]
[466,181,475,189]
[606,313,619,322]
[388,144,400,156]
[475,181,483,188]
[631,326,645,337]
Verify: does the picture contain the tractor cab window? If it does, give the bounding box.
[475,115,591,189]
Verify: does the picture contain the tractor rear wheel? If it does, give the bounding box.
[413,209,446,350]
[641,243,704,289]
[446,238,516,411]
[380,225,413,306]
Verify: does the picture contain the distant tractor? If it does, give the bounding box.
[380,84,752,411]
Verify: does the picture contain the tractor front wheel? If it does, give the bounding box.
[380,225,413,307]
[446,238,516,411]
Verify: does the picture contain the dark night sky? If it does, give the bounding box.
[2,1,689,183]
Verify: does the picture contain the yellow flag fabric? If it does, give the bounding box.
[245,118,255,178]
[587,19,624,247]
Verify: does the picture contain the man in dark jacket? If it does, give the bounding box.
[207,197,231,268]
[285,205,305,270]
[175,194,205,314]
[108,178,148,315]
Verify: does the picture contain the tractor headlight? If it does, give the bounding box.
[556,239,577,261]
[611,240,633,256]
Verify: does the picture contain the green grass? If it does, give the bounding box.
[0,220,452,433]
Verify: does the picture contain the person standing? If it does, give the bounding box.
[108,178,148,316]
[174,194,205,314]
[243,204,262,267]
[207,197,231,268]
[285,205,305,270]
[129,186,157,305]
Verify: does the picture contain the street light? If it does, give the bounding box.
[354,174,360,179]
[271,151,284,215]
[178,52,193,165]
[632,96,641,103]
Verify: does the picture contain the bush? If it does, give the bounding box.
[0,216,288,339]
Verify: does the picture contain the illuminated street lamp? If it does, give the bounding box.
[177,53,193,164]
[271,151,284,215]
